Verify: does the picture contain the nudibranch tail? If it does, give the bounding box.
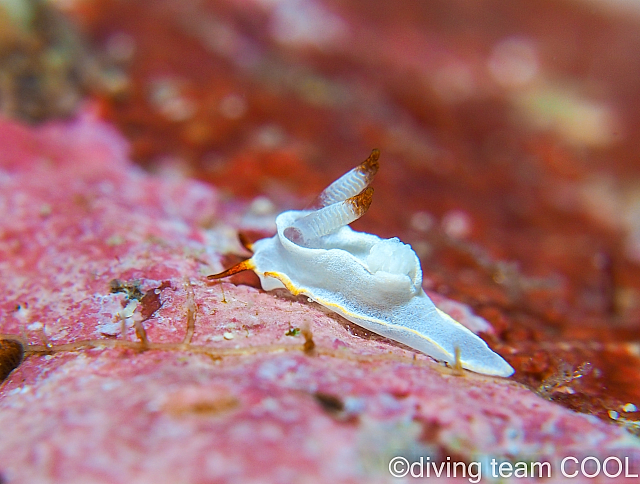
[207,259,255,280]
[285,187,374,244]
[318,149,379,207]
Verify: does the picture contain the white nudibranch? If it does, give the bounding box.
[209,150,514,377]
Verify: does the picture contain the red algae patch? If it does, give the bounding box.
[1,112,640,483]
[60,0,640,422]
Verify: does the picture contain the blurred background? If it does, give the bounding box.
[2,0,640,424]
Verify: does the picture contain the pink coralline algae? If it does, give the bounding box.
[0,112,639,483]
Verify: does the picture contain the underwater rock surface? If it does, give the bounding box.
[0,113,639,483]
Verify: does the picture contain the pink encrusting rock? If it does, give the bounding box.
[0,111,639,484]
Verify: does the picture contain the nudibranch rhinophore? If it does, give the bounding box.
[209,150,514,377]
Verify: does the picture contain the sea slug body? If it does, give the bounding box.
[210,150,514,377]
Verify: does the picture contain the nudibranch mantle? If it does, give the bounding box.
[210,150,514,377]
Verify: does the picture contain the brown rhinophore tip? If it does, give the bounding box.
[207,259,255,280]
[347,187,374,217]
[315,149,381,209]
[355,149,380,177]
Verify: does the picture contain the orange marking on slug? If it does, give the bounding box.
[208,259,255,280]
[263,271,304,296]
[347,187,374,217]
[238,232,254,253]
[355,148,380,176]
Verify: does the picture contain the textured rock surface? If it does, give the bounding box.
[1,113,639,483]
[56,0,640,419]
